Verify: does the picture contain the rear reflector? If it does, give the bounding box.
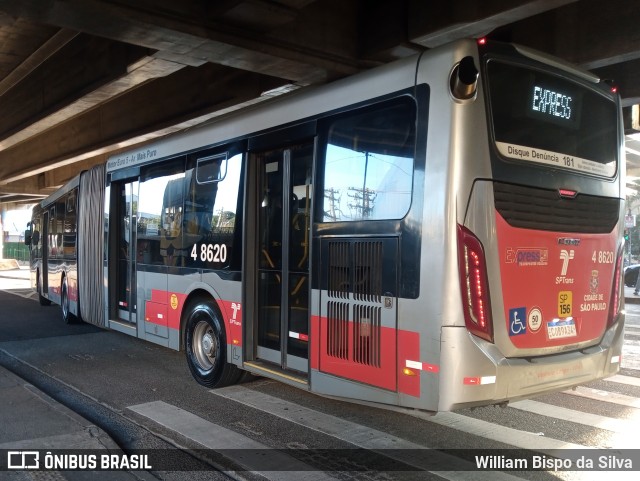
[457,225,494,342]
[464,376,496,385]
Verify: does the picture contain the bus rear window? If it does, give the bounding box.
[487,60,618,177]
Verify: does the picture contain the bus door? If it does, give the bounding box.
[253,141,314,374]
[111,179,139,324]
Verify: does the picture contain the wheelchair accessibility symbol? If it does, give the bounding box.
[509,307,527,336]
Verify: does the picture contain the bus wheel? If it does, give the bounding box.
[184,300,240,388]
[37,273,51,306]
[61,277,76,324]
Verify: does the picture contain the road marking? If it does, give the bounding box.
[563,386,640,408]
[604,374,640,387]
[128,400,334,481]
[0,288,37,300]
[420,411,588,451]
[214,385,581,481]
[215,386,591,452]
[509,399,637,438]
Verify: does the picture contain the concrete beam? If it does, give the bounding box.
[0,51,187,152]
[0,34,151,145]
[487,0,640,74]
[0,28,78,97]
[408,0,577,48]
[594,58,640,108]
[0,177,56,196]
[0,0,358,85]
[0,63,285,185]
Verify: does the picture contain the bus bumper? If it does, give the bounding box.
[437,313,625,412]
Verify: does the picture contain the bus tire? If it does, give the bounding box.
[184,299,241,388]
[37,272,51,306]
[61,276,76,324]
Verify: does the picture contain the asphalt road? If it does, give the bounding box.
[1,274,639,481]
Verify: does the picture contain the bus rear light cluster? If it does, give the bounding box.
[606,246,624,329]
[457,225,494,342]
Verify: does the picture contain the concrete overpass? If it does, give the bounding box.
[0,0,639,208]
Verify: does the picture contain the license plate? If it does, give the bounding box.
[547,319,577,339]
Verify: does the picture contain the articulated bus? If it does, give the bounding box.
[26,39,625,412]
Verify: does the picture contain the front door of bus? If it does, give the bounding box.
[113,180,138,324]
[255,142,313,373]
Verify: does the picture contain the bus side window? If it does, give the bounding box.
[48,206,56,257]
[185,150,243,271]
[137,158,186,266]
[320,99,415,222]
[64,191,77,259]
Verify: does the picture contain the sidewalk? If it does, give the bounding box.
[624,285,640,305]
[0,365,118,453]
[0,364,156,479]
[0,266,30,280]
[0,266,156,479]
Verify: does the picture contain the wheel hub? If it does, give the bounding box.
[202,332,214,355]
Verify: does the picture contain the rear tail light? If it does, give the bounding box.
[457,225,494,342]
[606,245,624,329]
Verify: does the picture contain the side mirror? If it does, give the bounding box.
[31,230,40,246]
[24,222,32,246]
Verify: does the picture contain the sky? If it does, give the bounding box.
[1,206,34,235]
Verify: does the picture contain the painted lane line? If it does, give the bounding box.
[604,375,640,387]
[562,386,640,408]
[128,400,334,481]
[213,385,535,481]
[509,399,638,438]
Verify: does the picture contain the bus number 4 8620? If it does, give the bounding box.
[191,243,227,263]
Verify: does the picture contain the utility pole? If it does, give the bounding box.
[323,188,341,221]
[347,186,376,219]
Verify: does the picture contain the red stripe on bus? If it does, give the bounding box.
[310,315,320,370]
[463,377,480,385]
[219,299,243,347]
[143,291,243,346]
[318,316,397,391]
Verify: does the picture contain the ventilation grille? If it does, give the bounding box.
[326,240,385,367]
[328,240,384,301]
[494,182,620,234]
[353,305,381,367]
[327,301,349,360]
[354,241,383,303]
[328,241,350,299]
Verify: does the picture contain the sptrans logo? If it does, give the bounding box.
[556,249,575,285]
[559,249,575,276]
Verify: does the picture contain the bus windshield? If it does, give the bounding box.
[487,60,618,177]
